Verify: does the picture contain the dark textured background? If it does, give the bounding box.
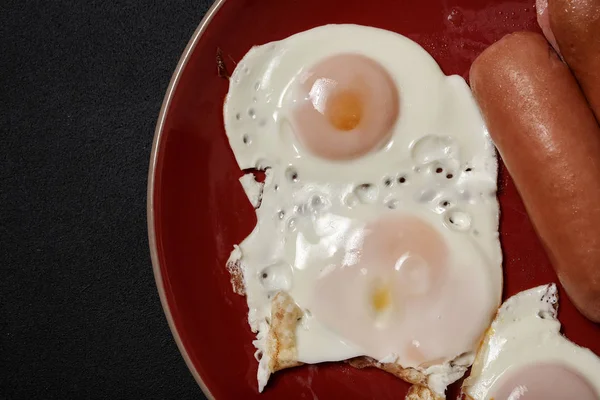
[1,1,211,399]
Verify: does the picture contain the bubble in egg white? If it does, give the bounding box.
[416,188,438,203]
[436,199,453,214]
[353,183,378,204]
[260,262,293,293]
[343,193,359,208]
[285,167,299,182]
[386,198,400,209]
[287,217,297,232]
[294,203,309,215]
[309,195,328,212]
[444,209,472,231]
[411,135,459,165]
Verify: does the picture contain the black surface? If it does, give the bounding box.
[1,1,211,399]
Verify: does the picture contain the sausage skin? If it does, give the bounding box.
[470,32,600,322]
[539,0,600,122]
[536,0,560,55]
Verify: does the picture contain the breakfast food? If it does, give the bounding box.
[223,24,502,397]
[469,31,600,322]
[462,284,600,399]
[537,0,600,121]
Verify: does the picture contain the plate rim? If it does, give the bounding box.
[146,1,225,399]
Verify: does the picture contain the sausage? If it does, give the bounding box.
[536,0,560,55]
[470,31,600,322]
[537,0,600,122]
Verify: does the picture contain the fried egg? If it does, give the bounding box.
[462,284,600,400]
[223,24,502,397]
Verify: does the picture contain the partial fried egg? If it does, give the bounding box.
[462,284,600,400]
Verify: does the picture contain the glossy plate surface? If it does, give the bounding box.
[148,0,600,398]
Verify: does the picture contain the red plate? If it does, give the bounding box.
[147,0,600,398]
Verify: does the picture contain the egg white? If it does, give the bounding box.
[223,24,502,393]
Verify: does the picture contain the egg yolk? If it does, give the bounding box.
[326,89,363,131]
[489,363,598,400]
[291,54,399,160]
[371,282,392,313]
[313,215,448,364]
[311,213,496,367]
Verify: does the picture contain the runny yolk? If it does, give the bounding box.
[326,89,363,131]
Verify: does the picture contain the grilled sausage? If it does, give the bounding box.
[537,0,600,121]
[470,31,600,322]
